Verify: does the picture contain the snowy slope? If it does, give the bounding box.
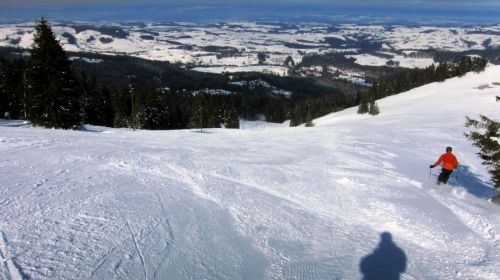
[1,67,500,279]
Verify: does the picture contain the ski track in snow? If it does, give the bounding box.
[121,211,148,280]
[0,231,23,280]
[1,66,500,279]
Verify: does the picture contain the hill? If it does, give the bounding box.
[0,66,499,279]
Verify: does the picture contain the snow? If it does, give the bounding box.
[347,53,436,68]
[229,80,293,96]
[1,66,500,279]
[68,56,103,64]
[2,22,500,76]
[192,65,289,76]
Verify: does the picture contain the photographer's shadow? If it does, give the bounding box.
[360,232,407,280]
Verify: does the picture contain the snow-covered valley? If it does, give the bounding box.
[1,66,500,279]
[2,21,500,77]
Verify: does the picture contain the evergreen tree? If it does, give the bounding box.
[78,72,99,124]
[0,59,6,117]
[368,100,380,115]
[111,86,132,128]
[290,102,306,126]
[304,118,314,127]
[284,55,295,67]
[79,75,114,127]
[264,99,288,123]
[435,62,450,81]
[305,102,314,127]
[27,17,81,128]
[0,58,27,119]
[465,98,500,189]
[223,107,239,129]
[189,103,203,132]
[100,86,115,127]
[143,89,185,130]
[257,52,267,65]
[189,91,211,132]
[357,95,369,114]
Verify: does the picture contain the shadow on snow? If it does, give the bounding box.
[359,232,407,280]
[433,165,498,199]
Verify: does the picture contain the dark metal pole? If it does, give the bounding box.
[129,82,135,131]
[23,71,27,120]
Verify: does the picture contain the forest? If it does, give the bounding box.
[0,19,489,130]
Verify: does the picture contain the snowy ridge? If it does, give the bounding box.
[1,66,500,279]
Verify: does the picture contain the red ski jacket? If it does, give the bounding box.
[433,152,458,170]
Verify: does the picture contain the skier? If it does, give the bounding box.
[430,147,458,185]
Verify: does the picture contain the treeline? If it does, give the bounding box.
[289,94,357,126]
[293,52,403,82]
[0,19,489,130]
[0,19,364,130]
[357,56,488,114]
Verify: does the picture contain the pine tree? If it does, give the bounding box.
[27,17,81,128]
[111,86,132,128]
[79,74,115,127]
[368,100,380,116]
[305,118,314,127]
[435,62,450,81]
[284,55,295,67]
[289,105,300,127]
[78,72,98,124]
[223,107,239,129]
[465,98,500,189]
[100,86,115,127]
[189,92,208,132]
[257,52,267,65]
[0,58,10,118]
[0,59,27,119]
[305,102,314,127]
[357,95,369,114]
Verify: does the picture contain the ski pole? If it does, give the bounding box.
[429,167,432,178]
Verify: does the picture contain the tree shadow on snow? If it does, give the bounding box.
[359,232,407,280]
[190,130,214,134]
[448,165,497,199]
[79,125,104,133]
[0,119,30,127]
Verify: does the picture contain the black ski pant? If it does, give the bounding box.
[437,168,453,184]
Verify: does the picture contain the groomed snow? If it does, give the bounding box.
[1,66,500,279]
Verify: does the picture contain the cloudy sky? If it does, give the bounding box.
[1,0,499,8]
